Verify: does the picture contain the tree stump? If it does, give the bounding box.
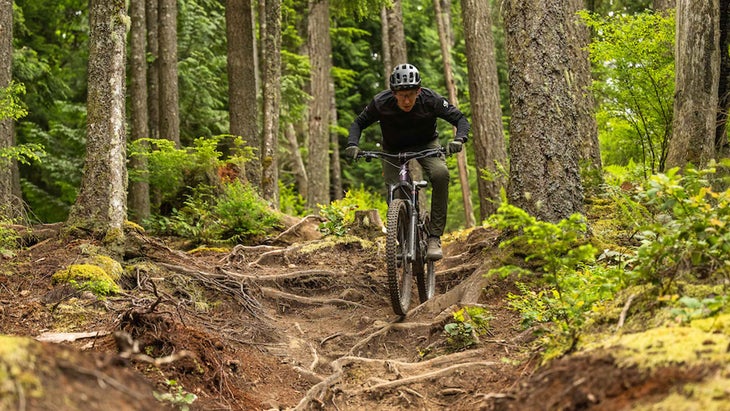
[350,209,385,239]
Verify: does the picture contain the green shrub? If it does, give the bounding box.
[487,202,603,356]
[147,181,281,245]
[632,164,730,292]
[443,306,492,351]
[0,223,20,258]
[279,181,308,217]
[318,185,387,236]
[129,135,253,214]
[214,180,281,243]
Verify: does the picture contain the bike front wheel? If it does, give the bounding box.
[415,213,435,303]
[385,199,413,316]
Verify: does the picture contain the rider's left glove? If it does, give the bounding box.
[345,145,360,161]
[446,140,463,155]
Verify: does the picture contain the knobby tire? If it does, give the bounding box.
[386,199,412,316]
[415,213,435,303]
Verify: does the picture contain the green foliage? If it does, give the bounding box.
[631,164,730,291]
[147,182,281,245]
[279,182,308,217]
[318,203,353,237]
[487,203,597,281]
[317,186,387,236]
[580,10,675,175]
[443,306,491,351]
[154,379,197,411]
[280,49,312,125]
[177,0,228,143]
[213,180,282,243]
[0,222,20,259]
[671,295,727,325]
[0,82,28,121]
[330,0,389,20]
[487,203,604,355]
[17,102,87,223]
[0,84,44,165]
[129,135,250,212]
[0,144,45,166]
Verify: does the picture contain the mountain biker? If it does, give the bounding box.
[345,63,470,260]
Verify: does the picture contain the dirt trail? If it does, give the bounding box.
[1,222,698,410]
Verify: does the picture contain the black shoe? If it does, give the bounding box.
[427,237,443,260]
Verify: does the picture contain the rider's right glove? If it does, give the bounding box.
[446,140,463,155]
[345,145,360,161]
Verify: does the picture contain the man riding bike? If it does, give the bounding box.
[345,63,471,260]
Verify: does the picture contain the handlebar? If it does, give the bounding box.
[356,147,447,163]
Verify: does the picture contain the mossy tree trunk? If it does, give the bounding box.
[159,0,180,146]
[226,0,261,187]
[0,0,21,220]
[128,0,151,223]
[502,0,585,223]
[306,0,332,212]
[67,0,128,242]
[667,0,719,170]
[261,0,282,206]
[461,0,508,222]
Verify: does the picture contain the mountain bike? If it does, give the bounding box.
[356,147,446,316]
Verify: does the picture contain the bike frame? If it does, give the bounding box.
[356,147,445,315]
[359,148,444,263]
[386,160,427,265]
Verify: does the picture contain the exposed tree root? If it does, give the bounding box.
[270,214,325,245]
[157,262,264,317]
[347,321,435,356]
[260,287,368,309]
[294,350,496,410]
[408,263,490,319]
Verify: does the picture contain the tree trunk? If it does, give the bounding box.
[67,0,128,242]
[503,0,585,223]
[261,0,282,206]
[330,80,343,201]
[159,0,180,146]
[380,7,392,80]
[716,1,730,158]
[306,0,332,212]
[285,122,308,199]
[146,0,160,141]
[434,0,475,228]
[385,0,408,66]
[667,0,719,170]
[654,0,676,11]
[226,0,261,187]
[570,0,602,181]
[128,0,151,223]
[461,0,508,221]
[0,0,20,219]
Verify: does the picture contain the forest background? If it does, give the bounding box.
[3,1,730,407]
[0,0,728,245]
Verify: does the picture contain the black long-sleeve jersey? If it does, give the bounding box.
[347,87,470,152]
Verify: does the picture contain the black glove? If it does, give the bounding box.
[446,140,463,155]
[345,145,360,161]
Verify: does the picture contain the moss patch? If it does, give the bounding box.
[298,235,375,254]
[51,264,121,296]
[588,325,730,371]
[0,335,43,409]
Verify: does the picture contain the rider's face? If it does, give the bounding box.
[394,88,421,112]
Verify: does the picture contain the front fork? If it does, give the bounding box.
[387,180,427,264]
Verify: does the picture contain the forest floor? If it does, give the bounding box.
[1,214,728,410]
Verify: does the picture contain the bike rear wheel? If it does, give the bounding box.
[386,199,412,316]
[415,213,435,303]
